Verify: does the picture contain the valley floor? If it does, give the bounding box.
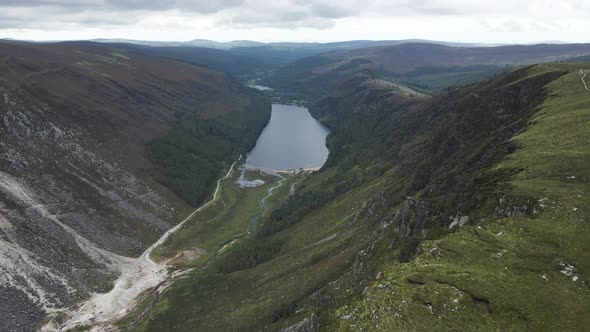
[45,64,590,332]
[42,164,300,331]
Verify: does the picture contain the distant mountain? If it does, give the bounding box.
[90,38,490,50]
[268,42,590,97]
[85,39,494,81]
[104,43,273,80]
[91,38,267,49]
[91,38,187,47]
[90,40,501,82]
[184,39,266,49]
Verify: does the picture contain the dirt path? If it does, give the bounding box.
[580,69,590,91]
[126,170,288,328]
[42,160,239,331]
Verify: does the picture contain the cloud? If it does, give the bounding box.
[0,0,588,42]
[0,0,245,13]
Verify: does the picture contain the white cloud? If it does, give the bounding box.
[0,0,589,43]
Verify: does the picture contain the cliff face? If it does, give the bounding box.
[0,41,269,331]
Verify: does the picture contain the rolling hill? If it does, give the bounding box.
[92,39,495,82]
[267,42,590,97]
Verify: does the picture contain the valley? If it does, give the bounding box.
[126,63,590,331]
[0,37,589,332]
[41,102,329,331]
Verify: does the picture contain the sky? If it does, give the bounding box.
[1,0,589,44]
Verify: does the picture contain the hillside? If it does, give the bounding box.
[106,44,278,81]
[134,64,590,331]
[98,40,493,83]
[330,63,590,331]
[267,43,590,98]
[0,41,269,331]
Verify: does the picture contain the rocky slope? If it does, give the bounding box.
[0,41,269,331]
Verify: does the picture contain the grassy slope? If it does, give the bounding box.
[134,170,386,331]
[120,170,305,330]
[151,170,285,263]
[332,63,590,331]
[132,64,589,332]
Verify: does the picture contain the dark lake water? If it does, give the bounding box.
[245,104,330,170]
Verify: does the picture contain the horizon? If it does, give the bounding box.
[0,36,580,47]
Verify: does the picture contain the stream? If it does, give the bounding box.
[249,173,286,232]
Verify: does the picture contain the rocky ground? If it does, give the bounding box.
[0,40,265,331]
[0,85,182,331]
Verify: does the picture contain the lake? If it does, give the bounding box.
[245,104,330,171]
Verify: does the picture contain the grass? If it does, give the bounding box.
[129,167,387,331]
[150,169,294,265]
[397,65,506,94]
[332,63,590,331]
[125,63,590,332]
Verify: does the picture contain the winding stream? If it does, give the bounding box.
[249,173,286,231]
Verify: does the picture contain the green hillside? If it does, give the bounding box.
[332,63,590,331]
[128,63,590,331]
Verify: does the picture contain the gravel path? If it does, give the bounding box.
[580,69,590,91]
[42,160,239,331]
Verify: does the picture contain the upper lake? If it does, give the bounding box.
[245,104,330,171]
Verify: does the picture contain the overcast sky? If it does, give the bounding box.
[1,0,589,43]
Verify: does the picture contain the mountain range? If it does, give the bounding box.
[0,38,588,331]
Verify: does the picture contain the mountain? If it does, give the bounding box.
[91,38,489,50]
[2,37,589,331]
[267,42,590,97]
[91,39,267,49]
[86,40,496,81]
[104,43,291,81]
[184,39,266,49]
[0,40,269,331]
[136,63,590,331]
